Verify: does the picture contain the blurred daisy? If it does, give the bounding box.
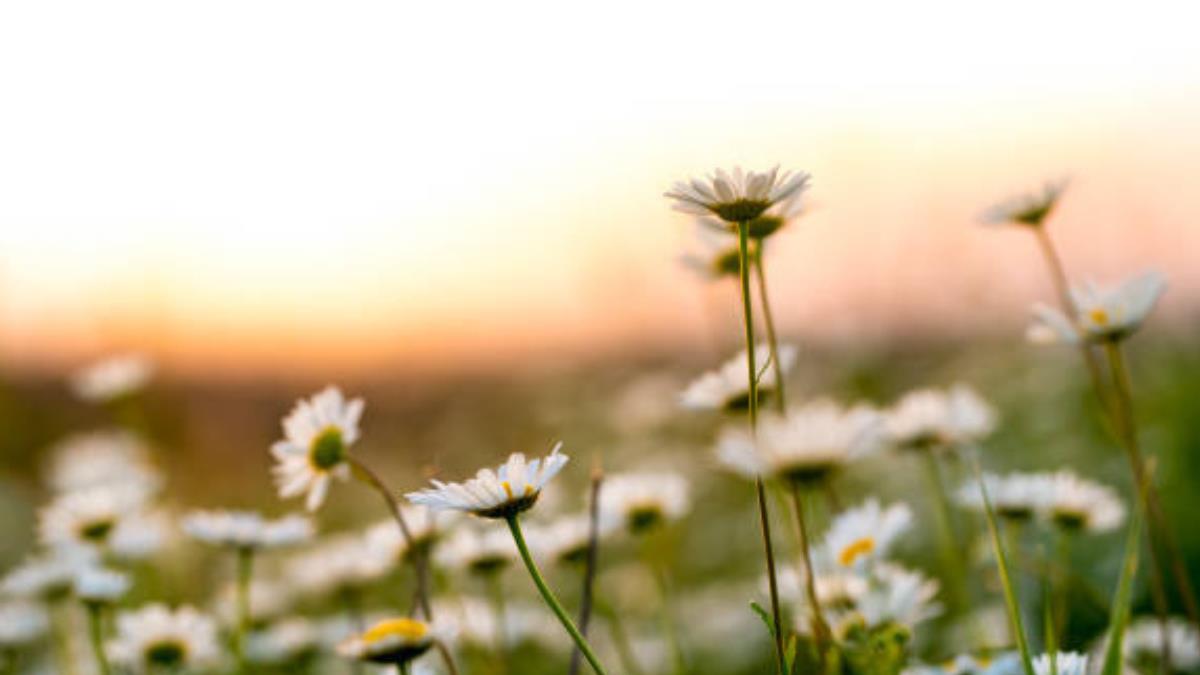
[1040,471,1125,533]
[680,222,742,281]
[776,565,867,613]
[0,601,49,648]
[697,186,809,240]
[107,510,171,561]
[980,179,1068,228]
[716,400,881,485]
[908,652,1022,675]
[44,430,162,495]
[38,484,151,552]
[435,526,517,576]
[1118,616,1200,675]
[532,513,612,566]
[337,617,438,667]
[665,166,811,225]
[406,442,568,519]
[214,579,294,627]
[885,385,996,451]
[183,510,313,551]
[2,550,94,601]
[245,618,321,665]
[108,604,221,674]
[1032,652,1088,675]
[600,472,690,535]
[287,535,391,597]
[957,473,1046,523]
[434,597,559,651]
[74,566,131,605]
[820,499,913,571]
[1028,271,1167,345]
[270,386,364,511]
[680,343,798,412]
[363,505,452,565]
[856,564,942,630]
[70,353,153,402]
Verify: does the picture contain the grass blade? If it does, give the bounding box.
[1100,497,1143,675]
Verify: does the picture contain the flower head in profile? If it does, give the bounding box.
[599,472,690,535]
[245,618,321,666]
[697,187,809,240]
[337,617,439,667]
[70,353,154,402]
[1040,470,1125,533]
[0,601,49,648]
[531,513,614,566]
[821,499,913,571]
[1028,271,1167,345]
[666,166,811,225]
[364,505,453,564]
[108,604,221,674]
[75,565,131,605]
[406,442,568,519]
[287,534,391,598]
[854,564,941,630]
[435,525,518,575]
[716,399,881,485]
[681,343,798,412]
[1032,652,1089,675]
[980,179,1068,228]
[679,223,742,281]
[1,550,93,601]
[884,384,996,451]
[270,386,364,511]
[957,472,1047,523]
[183,510,313,551]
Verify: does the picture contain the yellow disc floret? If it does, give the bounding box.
[838,536,876,567]
[362,618,429,645]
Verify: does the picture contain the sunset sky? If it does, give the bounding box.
[2,0,1199,375]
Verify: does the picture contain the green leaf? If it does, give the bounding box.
[750,600,776,638]
[1100,498,1143,675]
[972,457,1036,675]
[785,634,798,675]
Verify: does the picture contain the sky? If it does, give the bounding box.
[2,0,1200,376]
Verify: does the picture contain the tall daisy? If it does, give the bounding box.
[1039,470,1125,533]
[598,472,690,535]
[980,179,1069,228]
[680,343,798,412]
[270,386,364,512]
[665,166,810,225]
[820,500,913,572]
[1027,271,1167,346]
[884,384,996,451]
[71,353,154,403]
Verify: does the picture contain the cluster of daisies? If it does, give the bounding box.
[0,167,1195,675]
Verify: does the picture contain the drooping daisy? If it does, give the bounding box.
[820,499,913,571]
[680,343,798,412]
[270,386,365,511]
[1032,652,1089,675]
[74,566,131,605]
[665,166,811,225]
[599,472,690,535]
[286,534,392,598]
[108,604,221,674]
[337,617,439,667]
[1039,470,1125,533]
[855,564,942,630]
[245,618,321,666]
[0,601,49,648]
[1118,616,1200,675]
[716,400,882,485]
[70,353,154,402]
[38,484,151,553]
[884,385,996,451]
[406,442,568,519]
[182,510,313,551]
[980,179,1069,228]
[1028,271,1167,345]
[435,525,517,576]
[957,473,1048,523]
[44,430,162,495]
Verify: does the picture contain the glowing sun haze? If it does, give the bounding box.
[2,0,1200,375]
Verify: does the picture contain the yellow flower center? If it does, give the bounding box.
[500,481,533,502]
[308,426,345,470]
[362,618,428,645]
[838,537,876,566]
[1088,307,1110,326]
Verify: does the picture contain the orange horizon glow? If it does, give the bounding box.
[3,0,1200,377]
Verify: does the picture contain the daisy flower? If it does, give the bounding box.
[213,579,294,627]
[531,513,613,566]
[286,535,392,598]
[696,186,809,240]
[908,652,1022,675]
[0,601,49,648]
[108,604,221,674]
[855,564,942,630]
[245,618,321,665]
[820,499,913,571]
[337,617,439,667]
[884,384,996,451]
[70,353,153,402]
[270,386,365,511]
[1118,616,1200,675]
[957,473,1047,523]
[74,566,131,605]
[1032,652,1089,675]
[38,484,152,554]
[679,223,742,281]
[680,343,798,412]
[435,525,517,575]
[716,400,882,485]
[1028,271,1167,345]
[599,472,690,535]
[433,597,561,651]
[980,179,1068,228]
[182,510,313,551]
[1,550,92,601]
[44,430,162,495]
[665,166,811,225]
[1040,470,1125,533]
[363,505,453,564]
[406,442,568,519]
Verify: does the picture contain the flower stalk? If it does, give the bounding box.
[789,482,831,657]
[569,463,605,675]
[234,547,254,674]
[85,603,112,675]
[753,242,787,413]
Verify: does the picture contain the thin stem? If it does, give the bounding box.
[486,573,509,675]
[738,220,787,675]
[753,242,786,413]
[1053,530,1071,647]
[235,548,254,674]
[921,453,967,610]
[50,601,79,675]
[86,603,112,675]
[506,515,609,675]
[569,465,604,675]
[598,601,645,675]
[790,483,831,653]
[646,552,684,675]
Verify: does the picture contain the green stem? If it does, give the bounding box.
[86,603,112,675]
[738,220,787,675]
[598,601,645,675]
[648,557,684,675]
[753,242,786,413]
[50,601,79,675]
[486,573,509,674]
[1054,531,1071,647]
[570,467,605,675]
[921,453,967,610]
[235,548,254,674]
[506,515,609,675]
[790,482,831,652]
